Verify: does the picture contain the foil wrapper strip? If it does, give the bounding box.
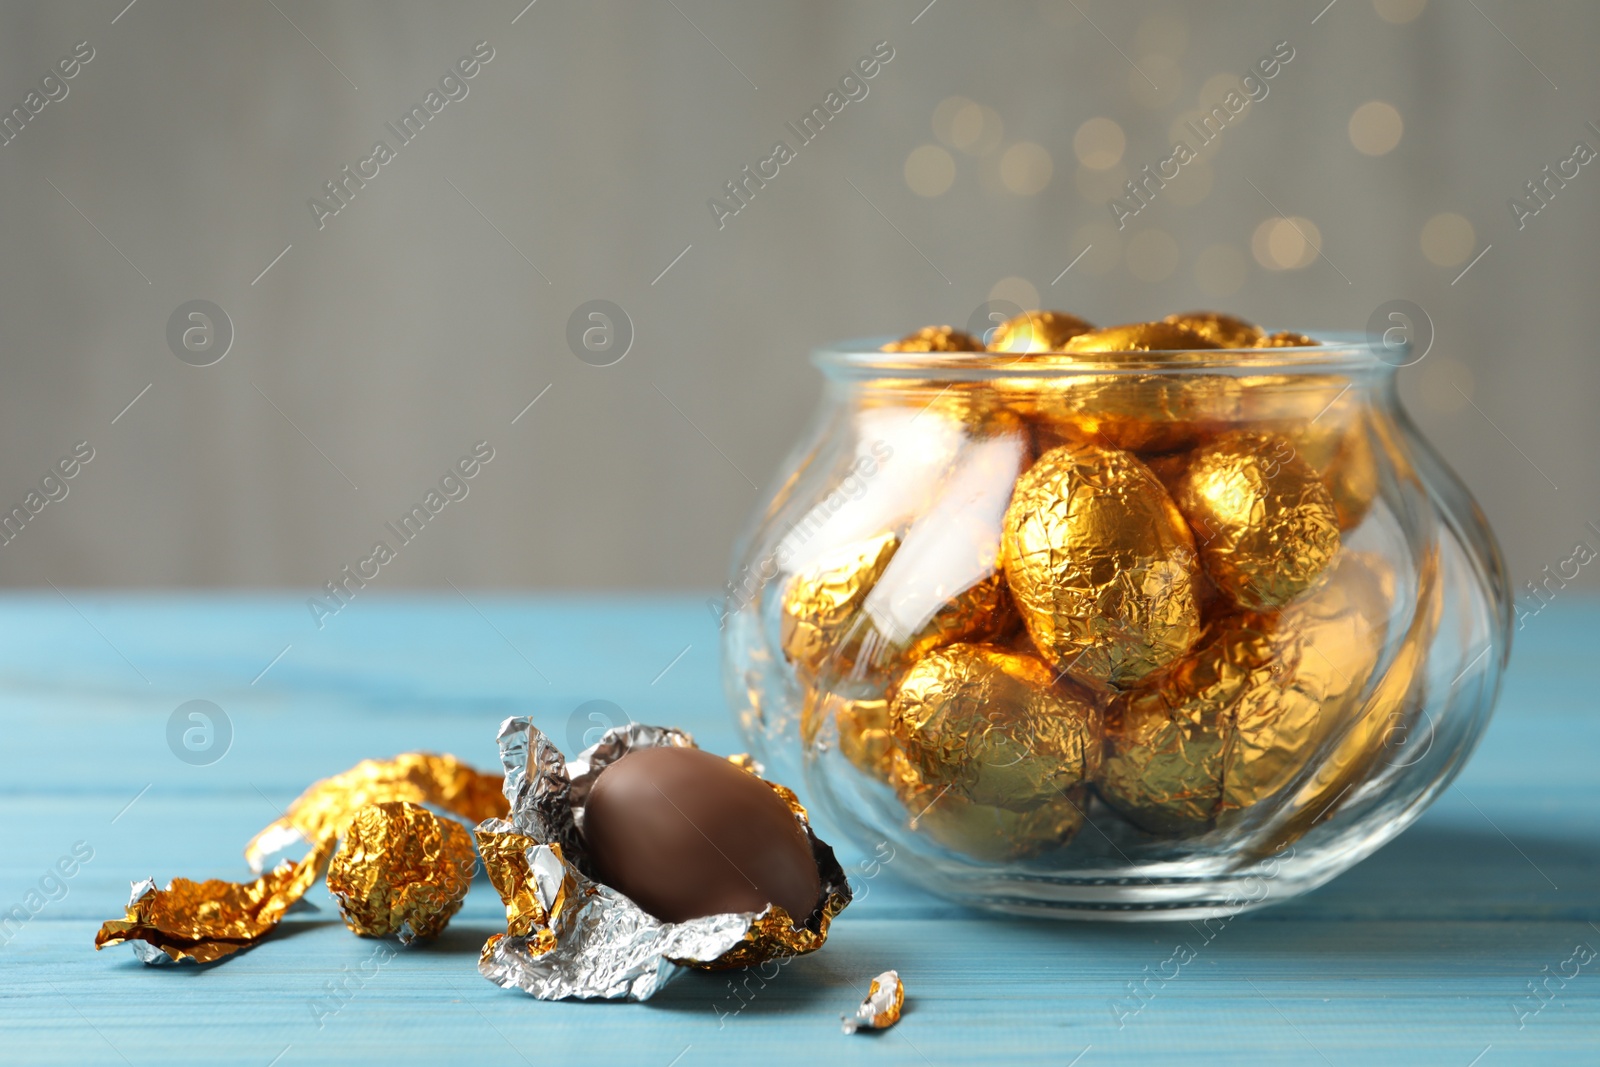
[478,717,852,1001]
[95,839,333,964]
[245,752,506,873]
[842,969,906,1034]
[326,801,476,944]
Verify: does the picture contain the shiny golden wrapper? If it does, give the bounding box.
[989,320,1237,452]
[1102,551,1404,838]
[986,310,1095,353]
[326,801,476,943]
[1099,625,1240,835]
[94,839,333,964]
[1001,443,1201,688]
[1174,430,1341,611]
[1237,375,1377,531]
[1268,548,1428,848]
[780,532,1009,694]
[1062,321,1222,355]
[1031,372,1245,454]
[1163,311,1264,349]
[890,643,1101,810]
[880,325,985,352]
[245,752,506,872]
[834,695,896,779]
[1256,330,1319,348]
[477,772,851,972]
[888,746,1085,861]
[477,827,567,955]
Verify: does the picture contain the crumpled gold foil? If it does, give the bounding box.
[94,839,333,964]
[888,747,1085,861]
[842,969,906,1033]
[477,720,852,1000]
[986,310,1094,353]
[1174,430,1341,610]
[780,531,1009,695]
[1163,311,1264,349]
[881,325,985,352]
[244,752,507,873]
[890,643,1100,809]
[325,801,475,944]
[1001,443,1201,688]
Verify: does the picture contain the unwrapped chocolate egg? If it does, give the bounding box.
[889,642,1101,810]
[1173,430,1341,611]
[881,325,985,352]
[1001,443,1201,687]
[583,746,823,924]
[1163,311,1263,349]
[986,310,1094,353]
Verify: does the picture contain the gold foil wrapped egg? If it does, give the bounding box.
[1256,330,1319,348]
[1032,373,1244,455]
[881,325,985,352]
[1100,610,1326,835]
[1001,443,1201,688]
[1163,311,1264,349]
[888,747,1085,862]
[781,532,899,686]
[986,310,1095,353]
[780,532,1009,695]
[1173,430,1341,611]
[834,696,896,779]
[889,642,1101,810]
[1062,321,1221,356]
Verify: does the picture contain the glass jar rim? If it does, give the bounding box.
[813,331,1404,380]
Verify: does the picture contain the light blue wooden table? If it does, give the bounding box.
[3,594,1596,1065]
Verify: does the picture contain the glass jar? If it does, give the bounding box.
[722,333,1512,919]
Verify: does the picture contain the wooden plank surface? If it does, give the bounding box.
[2,594,1596,1065]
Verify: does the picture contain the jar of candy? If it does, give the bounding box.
[721,311,1510,918]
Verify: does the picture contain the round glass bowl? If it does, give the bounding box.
[721,333,1510,920]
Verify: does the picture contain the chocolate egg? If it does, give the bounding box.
[583,747,823,924]
[1163,311,1264,349]
[1173,430,1341,610]
[780,530,1011,695]
[986,310,1095,353]
[890,642,1101,810]
[888,747,1085,861]
[1255,330,1319,348]
[1062,321,1221,355]
[1001,443,1201,687]
[881,325,985,352]
[1031,373,1244,454]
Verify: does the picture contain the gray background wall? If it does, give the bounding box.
[0,0,1593,604]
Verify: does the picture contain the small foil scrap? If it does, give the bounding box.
[842,970,905,1034]
[326,801,475,944]
[94,840,332,965]
[245,752,506,873]
[476,717,852,1001]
